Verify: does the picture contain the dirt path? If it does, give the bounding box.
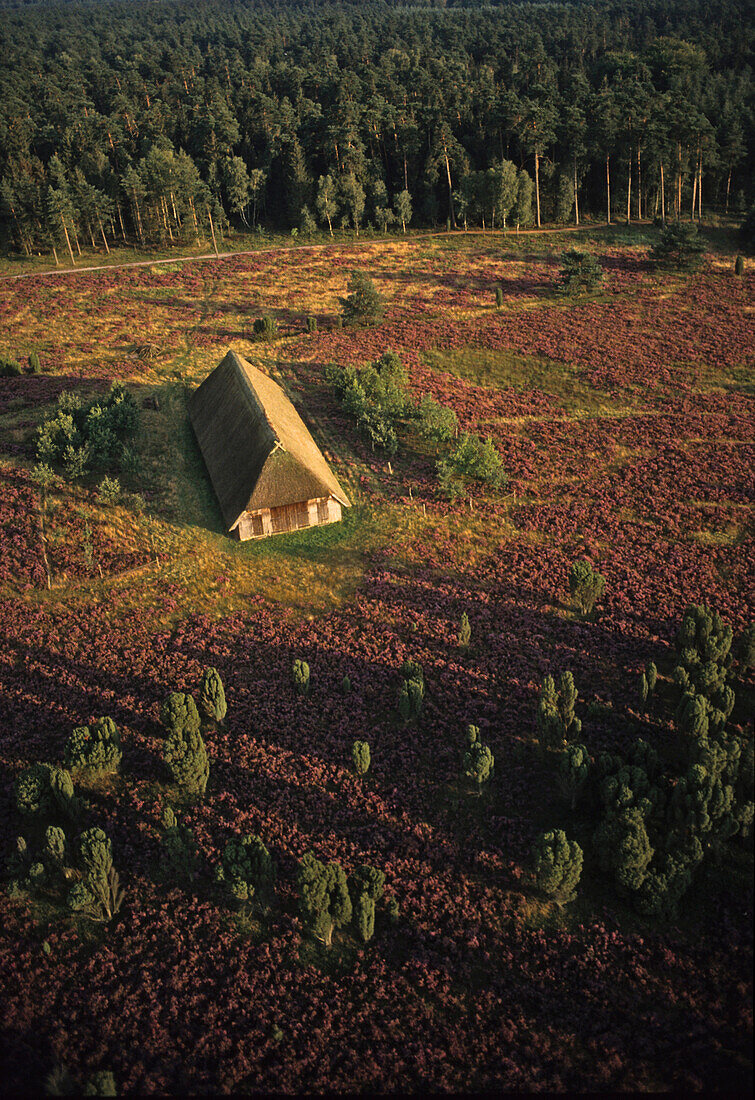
[1,222,641,282]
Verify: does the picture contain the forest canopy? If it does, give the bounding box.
[0,0,753,254]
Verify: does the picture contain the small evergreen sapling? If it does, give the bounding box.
[292,659,310,696]
[734,255,745,275]
[462,726,494,792]
[216,834,274,904]
[555,743,590,810]
[159,806,199,883]
[558,249,603,295]
[349,865,385,943]
[352,740,371,776]
[197,667,227,725]
[537,672,582,747]
[532,830,583,906]
[495,285,504,308]
[568,559,606,614]
[67,828,125,922]
[297,852,352,946]
[64,717,122,775]
[398,659,424,721]
[339,270,384,326]
[160,692,209,796]
[458,611,471,650]
[29,350,41,373]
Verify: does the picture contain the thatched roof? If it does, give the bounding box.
[188,350,350,531]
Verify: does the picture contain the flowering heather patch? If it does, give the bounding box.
[0,235,751,1093]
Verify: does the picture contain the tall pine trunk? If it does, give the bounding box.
[535,149,541,228]
[626,151,632,224]
[659,160,665,225]
[605,154,611,224]
[573,157,579,226]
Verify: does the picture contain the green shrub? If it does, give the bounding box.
[537,672,582,747]
[326,353,409,455]
[197,667,227,725]
[292,659,310,696]
[43,825,67,868]
[348,864,385,943]
[417,394,458,443]
[458,611,471,649]
[438,431,508,494]
[297,852,352,946]
[339,270,384,326]
[216,834,274,904]
[252,315,277,339]
[161,693,209,795]
[341,674,352,694]
[558,249,603,295]
[398,660,424,721]
[67,827,124,922]
[36,383,139,479]
[594,807,654,894]
[159,806,199,883]
[651,221,706,270]
[64,717,121,775]
[568,559,606,614]
[646,661,657,694]
[532,829,583,906]
[28,350,42,373]
[0,353,22,377]
[306,316,318,333]
[555,743,590,809]
[352,740,370,776]
[98,476,121,505]
[15,764,76,817]
[734,254,745,275]
[495,285,504,308]
[462,726,494,791]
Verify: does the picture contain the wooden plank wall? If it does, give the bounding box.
[236,497,342,540]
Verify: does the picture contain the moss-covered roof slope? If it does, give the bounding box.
[188,349,350,531]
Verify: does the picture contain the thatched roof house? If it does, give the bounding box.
[189,350,350,540]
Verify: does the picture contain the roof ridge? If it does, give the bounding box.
[227,351,282,450]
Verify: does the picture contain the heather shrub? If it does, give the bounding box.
[555,742,590,809]
[160,692,209,795]
[216,834,273,904]
[292,659,310,696]
[67,827,125,922]
[197,667,227,725]
[352,740,370,776]
[532,829,583,906]
[349,865,385,943]
[297,852,352,947]
[64,717,121,775]
[568,559,606,614]
[537,672,582,747]
[462,726,494,791]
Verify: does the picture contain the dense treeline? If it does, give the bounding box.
[1,0,753,256]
